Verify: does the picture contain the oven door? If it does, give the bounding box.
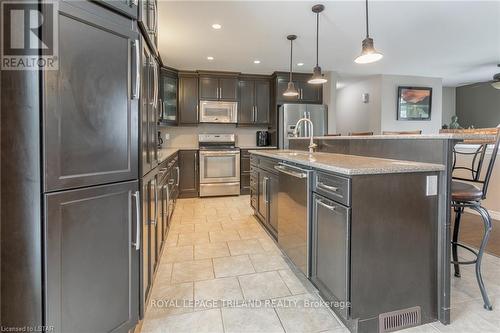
[199,101,237,123]
[199,150,240,184]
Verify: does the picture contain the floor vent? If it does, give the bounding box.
[378,306,421,333]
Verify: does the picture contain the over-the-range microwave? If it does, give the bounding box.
[199,100,238,123]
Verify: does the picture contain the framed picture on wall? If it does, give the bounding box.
[397,86,432,120]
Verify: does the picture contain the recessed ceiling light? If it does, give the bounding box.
[253,60,261,64]
[212,24,222,30]
[297,62,304,66]
[207,56,214,61]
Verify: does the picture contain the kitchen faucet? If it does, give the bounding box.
[293,117,318,153]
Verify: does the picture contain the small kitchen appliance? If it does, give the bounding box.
[256,131,270,147]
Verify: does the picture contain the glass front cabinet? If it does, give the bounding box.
[159,67,178,125]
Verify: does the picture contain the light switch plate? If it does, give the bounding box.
[426,175,438,196]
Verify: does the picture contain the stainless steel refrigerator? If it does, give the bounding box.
[278,104,328,149]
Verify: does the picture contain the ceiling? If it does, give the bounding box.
[157,1,500,87]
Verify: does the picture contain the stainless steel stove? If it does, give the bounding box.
[198,134,240,197]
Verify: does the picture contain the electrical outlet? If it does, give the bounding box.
[164,133,170,140]
[426,175,438,196]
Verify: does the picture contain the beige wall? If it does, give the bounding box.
[380,75,443,134]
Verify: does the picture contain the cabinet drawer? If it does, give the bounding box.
[241,149,251,158]
[313,172,351,206]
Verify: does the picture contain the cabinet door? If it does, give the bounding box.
[45,181,140,333]
[219,77,238,101]
[311,194,350,320]
[178,150,199,198]
[255,80,270,124]
[267,173,279,235]
[149,58,159,168]
[179,75,199,124]
[141,178,150,315]
[149,177,158,273]
[99,0,138,19]
[160,69,178,124]
[199,76,219,100]
[141,44,152,176]
[257,170,268,224]
[44,2,139,192]
[299,81,322,104]
[238,79,255,124]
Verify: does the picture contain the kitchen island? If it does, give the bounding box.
[249,133,496,333]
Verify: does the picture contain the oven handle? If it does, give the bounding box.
[200,150,240,156]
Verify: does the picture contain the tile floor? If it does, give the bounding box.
[140,196,500,333]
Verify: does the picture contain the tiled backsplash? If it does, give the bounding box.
[159,124,269,148]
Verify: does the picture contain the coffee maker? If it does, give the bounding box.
[256,131,270,147]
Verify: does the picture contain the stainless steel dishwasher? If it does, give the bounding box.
[274,162,312,277]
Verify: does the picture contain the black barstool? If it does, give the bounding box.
[451,125,500,310]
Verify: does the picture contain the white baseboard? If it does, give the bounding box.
[465,207,500,221]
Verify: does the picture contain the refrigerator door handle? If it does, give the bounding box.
[132,40,140,100]
[131,191,140,250]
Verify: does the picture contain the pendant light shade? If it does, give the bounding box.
[284,35,299,97]
[308,4,327,84]
[354,0,383,64]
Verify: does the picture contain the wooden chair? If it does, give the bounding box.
[450,125,500,310]
[348,131,373,136]
[382,130,422,135]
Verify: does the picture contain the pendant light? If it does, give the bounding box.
[308,4,327,84]
[283,35,300,97]
[354,0,383,64]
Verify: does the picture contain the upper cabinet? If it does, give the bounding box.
[159,67,178,125]
[43,1,139,192]
[275,72,323,105]
[138,0,158,53]
[178,72,199,125]
[199,73,238,101]
[238,76,271,125]
[98,0,138,19]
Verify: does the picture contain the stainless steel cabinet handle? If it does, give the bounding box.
[317,200,336,211]
[196,104,199,122]
[176,166,180,186]
[263,177,268,204]
[150,179,157,226]
[131,191,140,250]
[317,182,339,192]
[132,40,140,99]
[274,165,307,178]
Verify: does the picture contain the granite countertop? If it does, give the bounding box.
[249,149,445,176]
[289,133,496,141]
[239,146,278,150]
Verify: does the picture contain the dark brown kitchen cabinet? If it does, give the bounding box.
[140,37,159,177]
[159,67,178,125]
[199,74,238,101]
[45,181,140,333]
[138,0,158,52]
[178,72,199,124]
[43,1,139,191]
[178,150,199,198]
[250,156,278,238]
[274,72,322,105]
[98,0,138,19]
[238,77,270,125]
[240,149,251,194]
